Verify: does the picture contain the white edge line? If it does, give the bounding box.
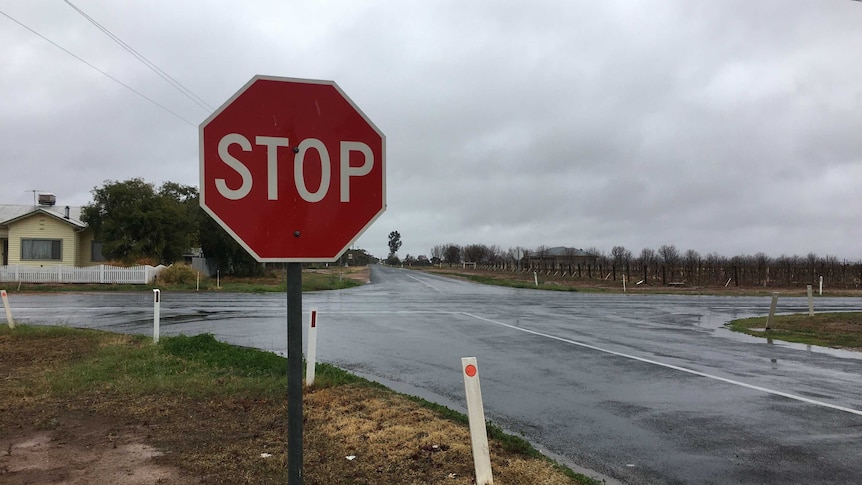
[460,312,862,417]
[404,273,441,292]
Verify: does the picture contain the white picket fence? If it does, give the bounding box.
[0,264,166,284]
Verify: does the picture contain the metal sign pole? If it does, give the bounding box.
[287,262,303,484]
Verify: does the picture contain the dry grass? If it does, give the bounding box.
[304,385,571,484]
[0,326,595,484]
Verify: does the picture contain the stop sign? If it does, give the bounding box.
[200,75,385,262]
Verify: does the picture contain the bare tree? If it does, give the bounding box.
[487,245,503,265]
[705,252,725,266]
[463,244,490,264]
[657,245,679,266]
[430,244,446,261]
[639,247,657,266]
[684,249,701,267]
[585,246,609,268]
[611,246,632,265]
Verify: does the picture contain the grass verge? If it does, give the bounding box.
[420,267,862,297]
[726,311,862,349]
[0,325,600,484]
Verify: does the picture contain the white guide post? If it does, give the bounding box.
[461,357,494,485]
[819,276,823,296]
[765,292,779,331]
[1,290,14,329]
[306,308,319,386]
[533,271,538,286]
[153,289,161,343]
[807,285,814,317]
[622,275,627,293]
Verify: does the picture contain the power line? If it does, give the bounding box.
[63,0,215,113]
[0,8,196,127]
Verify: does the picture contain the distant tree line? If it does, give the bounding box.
[428,242,861,288]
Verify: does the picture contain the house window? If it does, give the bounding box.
[21,239,62,261]
[91,241,106,262]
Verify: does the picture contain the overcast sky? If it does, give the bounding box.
[1,1,860,261]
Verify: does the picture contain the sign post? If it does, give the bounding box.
[305,308,319,387]
[462,357,494,485]
[286,263,302,482]
[200,75,385,484]
[765,292,779,331]
[1,290,14,329]
[153,289,161,343]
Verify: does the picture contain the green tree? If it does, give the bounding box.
[198,213,263,276]
[82,178,198,264]
[387,231,402,258]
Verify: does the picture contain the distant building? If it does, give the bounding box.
[0,195,102,267]
[525,246,598,270]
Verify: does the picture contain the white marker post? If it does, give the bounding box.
[533,271,538,287]
[461,357,494,485]
[1,290,14,329]
[153,289,161,343]
[765,292,779,331]
[305,308,319,387]
[622,275,627,293]
[819,275,823,296]
[807,285,814,317]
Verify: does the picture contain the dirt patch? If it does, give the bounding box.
[1,413,198,484]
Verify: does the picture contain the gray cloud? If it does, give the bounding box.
[1,0,860,260]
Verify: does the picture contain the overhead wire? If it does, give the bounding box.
[0,7,196,127]
[63,0,215,113]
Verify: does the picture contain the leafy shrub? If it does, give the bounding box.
[157,264,198,285]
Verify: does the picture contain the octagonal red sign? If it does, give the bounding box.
[200,75,386,262]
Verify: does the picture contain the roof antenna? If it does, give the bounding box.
[28,189,44,207]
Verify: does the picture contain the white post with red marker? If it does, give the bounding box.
[1,290,14,329]
[306,308,319,386]
[153,289,161,343]
[462,357,494,485]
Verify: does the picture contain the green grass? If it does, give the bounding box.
[726,311,862,349]
[24,325,592,482]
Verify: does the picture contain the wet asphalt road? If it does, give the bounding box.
[7,265,862,484]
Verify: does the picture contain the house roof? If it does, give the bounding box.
[0,204,87,229]
[538,246,592,257]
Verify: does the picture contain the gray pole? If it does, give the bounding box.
[765,292,779,331]
[287,262,303,484]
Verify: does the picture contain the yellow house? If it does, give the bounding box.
[0,202,101,267]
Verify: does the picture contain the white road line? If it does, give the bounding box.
[460,311,862,417]
[404,273,442,292]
